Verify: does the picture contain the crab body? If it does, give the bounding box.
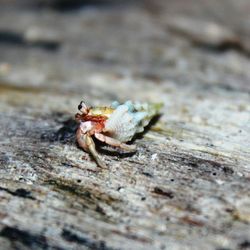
[75,101,162,168]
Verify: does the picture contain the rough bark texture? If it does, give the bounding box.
[0,1,249,249]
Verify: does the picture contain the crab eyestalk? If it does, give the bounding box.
[78,101,89,114]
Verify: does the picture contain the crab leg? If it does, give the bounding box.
[94,133,136,152]
[76,129,107,168]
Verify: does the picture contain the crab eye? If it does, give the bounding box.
[78,101,88,114]
[78,102,83,111]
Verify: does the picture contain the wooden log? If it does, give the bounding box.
[0,1,249,249]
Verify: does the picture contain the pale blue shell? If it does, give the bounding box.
[105,101,162,142]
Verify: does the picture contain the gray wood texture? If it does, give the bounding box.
[0,1,249,249]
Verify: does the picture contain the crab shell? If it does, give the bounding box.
[77,100,163,142]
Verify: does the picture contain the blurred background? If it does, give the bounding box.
[0,0,249,102]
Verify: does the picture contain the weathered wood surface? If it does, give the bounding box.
[0,1,250,249]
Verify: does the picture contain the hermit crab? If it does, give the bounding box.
[75,101,162,168]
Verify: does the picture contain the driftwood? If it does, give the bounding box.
[0,0,249,249]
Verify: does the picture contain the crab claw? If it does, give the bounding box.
[76,128,107,169]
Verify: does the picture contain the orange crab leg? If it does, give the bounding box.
[76,128,107,169]
[94,133,136,152]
